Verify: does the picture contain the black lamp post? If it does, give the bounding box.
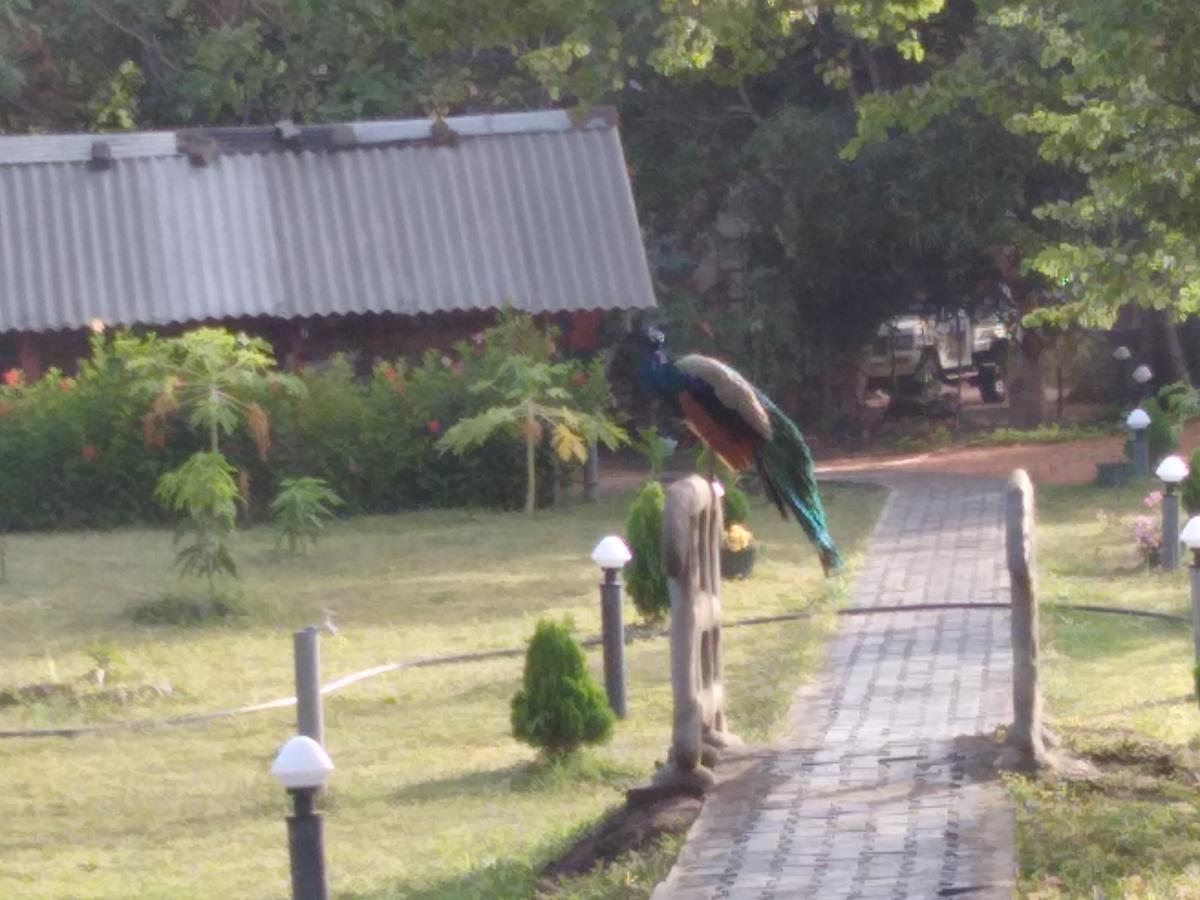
[1157,455,1188,570]
[591,535,632,718]
[271,735,333,900]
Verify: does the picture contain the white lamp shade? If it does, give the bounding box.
[1156,455,1189,483]
[1181,517,1200,549]
[1132,364,1153,383]
[1126,408,1151,430]
[271,735,333,790]
[1113,345,1132,361]
[591,535,632,569]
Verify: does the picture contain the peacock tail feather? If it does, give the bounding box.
[753,393,842,574]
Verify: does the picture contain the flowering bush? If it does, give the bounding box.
[1131,491,1163,566]
[0,315,620,530]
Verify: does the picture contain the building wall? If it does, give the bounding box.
[2,309,608,380]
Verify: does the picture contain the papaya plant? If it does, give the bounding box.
[438,354,626,513]
[270,477,344,556]
[136,328,302,597]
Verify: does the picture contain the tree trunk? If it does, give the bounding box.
[1009,332,1048,428]
[525,432,537,514]
[1159,308,1193,387]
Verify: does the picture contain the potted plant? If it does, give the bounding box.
[719,482,757,579]
[720,521,758,579]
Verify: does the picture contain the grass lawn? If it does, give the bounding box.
[1016,480,1200,899]
[0,480,884,899]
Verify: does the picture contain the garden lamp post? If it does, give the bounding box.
[1179,517,1200,672]
[271,735,334,900]
[1133,363,1153,401]
[1127,408,1151,478]
[1157,455,1189,570]
[591,535,632,718]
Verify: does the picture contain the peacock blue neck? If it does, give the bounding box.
[638,349,682,397]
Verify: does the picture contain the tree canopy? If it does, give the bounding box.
[2,0,1196,412]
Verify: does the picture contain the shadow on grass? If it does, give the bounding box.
[343,858,536,900]
[392,754,641,805]
[1044,607,1189,662]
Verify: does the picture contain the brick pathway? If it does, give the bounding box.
[652,474,1016,899]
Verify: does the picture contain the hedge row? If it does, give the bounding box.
[0,319,610,530]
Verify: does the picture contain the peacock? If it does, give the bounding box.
[638,328,841,574]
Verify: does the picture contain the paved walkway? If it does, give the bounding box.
[653,474,1016,899]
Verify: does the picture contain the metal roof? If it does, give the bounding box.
[0,108,655,333]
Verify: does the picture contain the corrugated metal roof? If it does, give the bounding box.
[0,108,655,332]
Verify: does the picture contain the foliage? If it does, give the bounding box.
[723,484,751,526]
[510,618,615,758]
[139,329,297,599]
[154,452,241,593]
[965,423,1118,449]
[625,481,669,622]
[1140,397,1181,462]
[129,590,265,627]
[0,315,625,530]
[631,427,677,479]
[848,0,1200,331]
[1183,450,1200,516]
[270,477,344,556]
[438,350,626,514]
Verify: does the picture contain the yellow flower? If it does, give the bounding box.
[723,523,755,552]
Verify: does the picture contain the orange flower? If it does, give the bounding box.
[572,371,588,387]
[81,443,99,462]
[427,419,441,435]
[59,377,74,392]
[3,369,22,387]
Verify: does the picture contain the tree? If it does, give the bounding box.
[138,328,301,598]
[850,0,1200,338]
[511,618,614,758]
[437,354,625,514]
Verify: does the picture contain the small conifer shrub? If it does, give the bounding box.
[511,619,614,757]
[625,481,669,621]
[723,485,751,526]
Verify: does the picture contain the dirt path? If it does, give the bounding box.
[817,421,1200,485]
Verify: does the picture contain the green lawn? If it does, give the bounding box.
[0,481,884,899]
[1015,480,1200,899]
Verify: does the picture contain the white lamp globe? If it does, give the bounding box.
[1113,345,1132,361]
[1156,455,1189,484]
[270,735,333,790]
[1132,364,1153,384]
[1180,516,1200,550]
[1126,408,1151,431]
[591,535,632,569]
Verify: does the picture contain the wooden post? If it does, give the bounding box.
[294,627,324,746]
[653,475,740,793]
[1005,469,1049,765]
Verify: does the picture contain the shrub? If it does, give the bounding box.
[130,590,265,626]
[625,481,669,621]
[0,315,623,530]
[270,477,344,555]
[1184,449,1200,516]
[1144,397,1180,461]
[511,619,614,758]
[723,484,751,526]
